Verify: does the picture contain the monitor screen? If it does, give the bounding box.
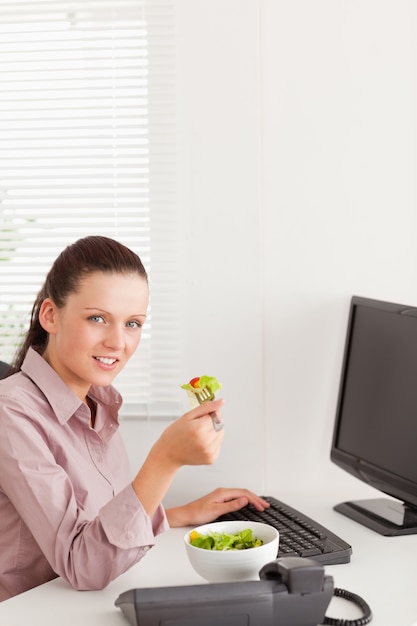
[330,296,417,535]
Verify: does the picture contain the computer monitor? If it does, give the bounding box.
[330,295,417,536]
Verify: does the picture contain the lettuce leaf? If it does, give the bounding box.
[181,375,222,395]
[190,528,263,551]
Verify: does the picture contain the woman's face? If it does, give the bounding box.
[40,271,149,401]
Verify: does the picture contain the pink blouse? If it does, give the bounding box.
[0,347,168,601]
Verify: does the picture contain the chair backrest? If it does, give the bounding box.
[0,361,11,379]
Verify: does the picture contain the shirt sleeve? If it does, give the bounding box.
[0,395,169,592]
[100,483,168,550]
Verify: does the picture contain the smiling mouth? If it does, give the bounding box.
[94,356,118,365]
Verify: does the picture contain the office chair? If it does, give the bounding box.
[0,360,11,379]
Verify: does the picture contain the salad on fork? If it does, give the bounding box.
[181,375,224,431]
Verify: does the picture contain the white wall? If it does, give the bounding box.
[122,0,417,508]
[260,0,417,496]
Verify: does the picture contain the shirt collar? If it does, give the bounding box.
[21,347,123,425]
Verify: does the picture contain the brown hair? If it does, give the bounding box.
[10,236,148,373]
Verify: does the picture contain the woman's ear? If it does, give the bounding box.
[38,298,58,334]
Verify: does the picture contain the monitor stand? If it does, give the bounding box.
[334,498,417,536]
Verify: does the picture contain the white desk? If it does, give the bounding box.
[1,491,416,626]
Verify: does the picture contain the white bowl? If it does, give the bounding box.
[184,520,279,583]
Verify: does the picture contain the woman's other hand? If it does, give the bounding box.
[166,488,270,528]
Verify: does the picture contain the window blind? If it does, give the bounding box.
[0,0,181,419]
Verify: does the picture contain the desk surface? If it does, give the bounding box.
[1,490,416,626]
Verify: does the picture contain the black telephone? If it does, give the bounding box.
[115,556,372,626]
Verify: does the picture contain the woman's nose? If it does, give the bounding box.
[103,325,125,350]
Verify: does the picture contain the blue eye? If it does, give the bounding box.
[89,315,104,323]
[126,320,141,329]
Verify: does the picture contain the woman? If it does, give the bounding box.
[0,235,268,601]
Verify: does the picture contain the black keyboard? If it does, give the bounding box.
[214,495,352,565]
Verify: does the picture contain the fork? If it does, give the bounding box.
[194,386,224,432]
